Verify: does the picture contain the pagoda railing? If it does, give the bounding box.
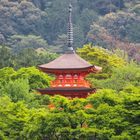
[51,80,91,88]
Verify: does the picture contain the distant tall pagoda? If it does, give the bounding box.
[38,4,102,98]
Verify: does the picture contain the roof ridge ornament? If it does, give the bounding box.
[66,3,75,54]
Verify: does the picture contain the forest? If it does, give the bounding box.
[0,0,140,140]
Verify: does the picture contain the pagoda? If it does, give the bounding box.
[38,4,102,98]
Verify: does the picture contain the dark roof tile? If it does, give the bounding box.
[39,53,92,69]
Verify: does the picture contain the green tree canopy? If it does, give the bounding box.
[77,44,126,78]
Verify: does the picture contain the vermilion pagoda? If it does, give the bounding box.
[38,4,102,98]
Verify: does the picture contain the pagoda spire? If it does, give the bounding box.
[67,3,74,53]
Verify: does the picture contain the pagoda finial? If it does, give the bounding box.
[67,3,74,53]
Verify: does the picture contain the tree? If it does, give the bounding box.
[0,67,52,91]
[0,46,14,68]
[11,35,48,52]
[14,67,52,90]
[127,22,140,43]
[87,11,138,43]
[0,67,15,84]
[77,44,126,79]
[87,11,140,63]
[0,86,140,139]
[73,25,85,48]
[0,79,30,102]
[44,0,68,43]
[86,88,140,139]
[92,63,140,91]
[0,96,30,140]
[0,0,45,43]
[53,34,67,53]
[14,48,39,68]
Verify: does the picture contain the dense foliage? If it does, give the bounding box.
[0,0,139,63]
[77,44,126,78]
[0,67,52,91]
[0,45,58,69]
[0,85,140,140]
[0,47,140,139]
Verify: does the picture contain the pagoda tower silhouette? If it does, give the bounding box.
[38,4,102,98]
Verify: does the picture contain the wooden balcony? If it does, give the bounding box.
[51,79,90,88]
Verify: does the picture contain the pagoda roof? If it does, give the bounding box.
[38,87,95,91]
[39,53,93,70]
[37,87,96,98]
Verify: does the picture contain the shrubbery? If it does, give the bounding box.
[0,45,139,140]
[0,86,139,140]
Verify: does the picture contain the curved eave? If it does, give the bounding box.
[92,66,102,73]
[38,65,102,74]
[37,87,96,98]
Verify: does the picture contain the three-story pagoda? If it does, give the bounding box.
[38,4,102,98]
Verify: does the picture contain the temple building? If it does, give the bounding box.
[38,4,102,98]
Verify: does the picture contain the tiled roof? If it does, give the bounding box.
[39,53,93,69]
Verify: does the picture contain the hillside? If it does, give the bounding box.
[0,0,140,64]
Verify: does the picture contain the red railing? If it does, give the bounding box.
[51,79,90,88]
